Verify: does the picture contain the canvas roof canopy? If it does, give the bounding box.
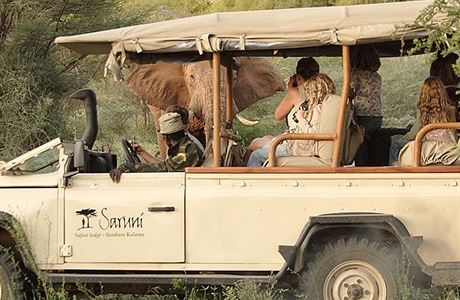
[55,0,440,60]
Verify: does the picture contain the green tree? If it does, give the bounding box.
[408,0,460,74]
[0,0,148,160]
[209,0,393,12]
[210,0,330,12]
[121,0,212,21]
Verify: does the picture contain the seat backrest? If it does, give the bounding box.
[319,95,364,166]
[275,94,363,167]
[316,94,341,163]
[274,94,341,167]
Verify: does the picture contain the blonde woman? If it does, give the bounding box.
[287,73,336,157]
[245,58,320,166]
[245,73,335,166]
[399,77,459,166]
[389,53,460,164]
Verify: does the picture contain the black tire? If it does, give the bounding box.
[300,237,400,300]
[0,246,26,300]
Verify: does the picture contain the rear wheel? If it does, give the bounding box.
[300,237,399,300]
[0,246,25,300]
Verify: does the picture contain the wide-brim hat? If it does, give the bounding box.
[159,112,187,134]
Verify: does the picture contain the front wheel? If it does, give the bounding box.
[300,237,399,300]
[0,246,26,299]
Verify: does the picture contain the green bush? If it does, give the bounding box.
[65,78,159,159]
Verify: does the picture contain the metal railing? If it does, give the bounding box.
[413,122,460,167]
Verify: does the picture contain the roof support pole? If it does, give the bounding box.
[332,45,350,167]
[212,52,222,167]
[226,59,233,124]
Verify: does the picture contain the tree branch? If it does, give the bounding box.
[43,0,69,57]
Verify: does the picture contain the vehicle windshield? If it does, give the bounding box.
[9,147,60,175]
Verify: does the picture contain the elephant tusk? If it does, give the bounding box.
[235,114,259,126]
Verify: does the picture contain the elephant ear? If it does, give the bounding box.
[126,62,190,110]
[232,57,286,112]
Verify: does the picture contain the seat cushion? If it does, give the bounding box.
[276,156,331,167]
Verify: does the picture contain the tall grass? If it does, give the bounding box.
[35,281,459,300]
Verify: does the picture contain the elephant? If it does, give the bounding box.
[126,57,286,159]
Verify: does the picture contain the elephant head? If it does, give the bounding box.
[126,57,285,158]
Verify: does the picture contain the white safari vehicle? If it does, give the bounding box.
[1,1,459,299]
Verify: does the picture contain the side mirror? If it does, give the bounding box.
[74,140,86,170]
[63,140,87,186]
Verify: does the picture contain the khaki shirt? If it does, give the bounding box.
[399,129,459,166]
[124,136,204,172]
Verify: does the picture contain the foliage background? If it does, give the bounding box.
[0,0,452,161]
[1,0,459,298]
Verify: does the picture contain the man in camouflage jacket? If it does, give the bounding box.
[110,112,204,183]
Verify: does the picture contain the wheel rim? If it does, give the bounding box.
[324,260,387,300]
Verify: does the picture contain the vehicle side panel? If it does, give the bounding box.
[0,173,60,266]
[185,172,460,267]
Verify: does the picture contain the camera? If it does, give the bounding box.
[292,76,298,87]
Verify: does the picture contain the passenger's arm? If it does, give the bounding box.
[274,75,301,121]
[275,91,296,121]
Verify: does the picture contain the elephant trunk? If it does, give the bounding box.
[70,88,98,149]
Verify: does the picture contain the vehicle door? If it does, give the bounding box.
[63,172,185,263]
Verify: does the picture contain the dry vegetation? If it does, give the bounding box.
[1,0,459,298]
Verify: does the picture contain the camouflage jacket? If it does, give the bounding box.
[124,136,204,172]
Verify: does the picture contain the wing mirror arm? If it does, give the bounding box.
[63,140,86,186]
[63,170,79,180]
[63,169,79,187]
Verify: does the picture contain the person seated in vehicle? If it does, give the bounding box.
[284,73,336,157]
[389,53,460,165]
[109,112,204,182]
[248,73,336,166]
[350,44,383,166]
[165,105,205,155]
[398,76,459,166]
[430,53,460,121]
[244,57,320,166]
